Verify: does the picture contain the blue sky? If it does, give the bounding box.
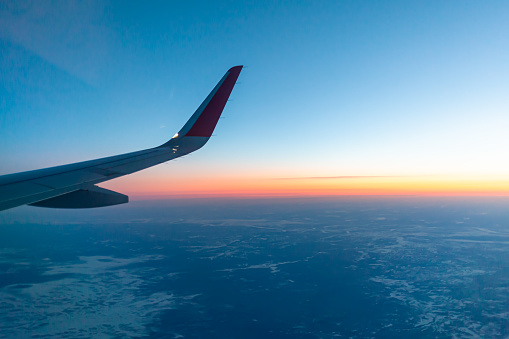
[1,1,509,196]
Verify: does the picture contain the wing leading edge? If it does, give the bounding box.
[0,66,243,211]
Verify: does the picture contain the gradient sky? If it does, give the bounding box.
[1,1,509,197]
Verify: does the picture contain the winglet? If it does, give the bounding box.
[162,66,242,146]
[184,66,242,137]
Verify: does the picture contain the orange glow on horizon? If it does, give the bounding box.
[101,175,509,199]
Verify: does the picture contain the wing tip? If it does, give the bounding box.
[182,66,243,138]
[159,65,243,147]
[228,65,243,74]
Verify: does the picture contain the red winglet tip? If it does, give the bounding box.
[184,66,243,138]
[228,65,243,75]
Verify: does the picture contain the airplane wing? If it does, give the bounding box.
[0,66,243,211]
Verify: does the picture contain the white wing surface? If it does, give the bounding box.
[0,66,243,211]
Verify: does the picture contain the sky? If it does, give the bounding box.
[1,0,509,197]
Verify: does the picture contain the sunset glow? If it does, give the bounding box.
[102,175,509,199]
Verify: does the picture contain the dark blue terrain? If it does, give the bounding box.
[1,197,509,338]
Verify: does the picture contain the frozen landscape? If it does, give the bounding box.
[1,197,509,338]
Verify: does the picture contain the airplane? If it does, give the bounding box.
[0,66,243,212]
